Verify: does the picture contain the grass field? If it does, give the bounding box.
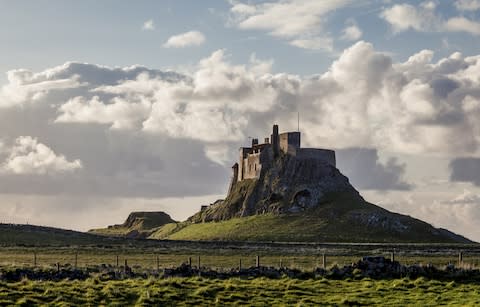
[1,247,479,271]
[1,277,480,305]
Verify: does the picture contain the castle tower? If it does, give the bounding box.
[228,163,239,194]
[271,124,279,158]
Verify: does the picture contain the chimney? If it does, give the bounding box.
[252,138,259,147]
[264,137,269,144]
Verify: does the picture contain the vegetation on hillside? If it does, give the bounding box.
[151,192,472,243]
[89,212,176,238]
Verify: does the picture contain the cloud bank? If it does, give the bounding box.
[1,41,480,200]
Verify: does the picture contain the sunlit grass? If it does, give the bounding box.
[0,277,479,305]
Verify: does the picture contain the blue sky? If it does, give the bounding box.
[1,0,480,241]
[1,0,479,82]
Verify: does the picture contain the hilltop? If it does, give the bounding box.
[0,223,124,246]
[89,212,176,238]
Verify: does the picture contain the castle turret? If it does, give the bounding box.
[271,124,279,158]
[228,163,239,194]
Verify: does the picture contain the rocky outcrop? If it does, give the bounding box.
[120,212,175,230]
[89,211,176,238]
[190,149,359,223]
[182,147,472,243]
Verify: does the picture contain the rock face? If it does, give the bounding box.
[191,148,362,222]
[120,212,175,230]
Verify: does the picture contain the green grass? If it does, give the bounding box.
[0,277,479,305]
[1,247,477,271]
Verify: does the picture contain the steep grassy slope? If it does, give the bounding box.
[89,212,176,238]
[151,193,472,243]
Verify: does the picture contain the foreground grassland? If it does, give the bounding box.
[1,277,480,305]
[1,247,479,270]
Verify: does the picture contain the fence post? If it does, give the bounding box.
[33,252,37,267]
[459,252,463,266]
[239,259,242,271]
[189,257,192,267]
[197,256,201,269]
[322,253,326,270]
[391,250,395,263]
[74,252,78,269]
[280,259,283,269]
[57,262,60,273]
[256,255,260,268]
[116,255,119,270]
[124,259,128,273]
[156,255,160,271]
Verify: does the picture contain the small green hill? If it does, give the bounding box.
[89,212,176,238]
[0,224,125,246]
[149,192,472,243]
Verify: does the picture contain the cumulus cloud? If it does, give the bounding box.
[381,2,480,35]
[450,157,480,186]
[445,17,480,35]
[55,95,151,130]
[228,0,350,51]
[142,19,155,30]
[341,22,363,41]
[163,31,205,48]
[336,148,412,190]
[289,37,333,51]
[380,3,440,33]
[455,0,480,11]
[1,42,480,199]
[0,136,82,175]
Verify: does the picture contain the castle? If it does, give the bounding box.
[228,124,336,194]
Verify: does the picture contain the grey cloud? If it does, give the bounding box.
[449,157,480,186]
[336,148,413,191]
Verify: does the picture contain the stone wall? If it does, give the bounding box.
[296,148,336,167]
[279,132,300,155]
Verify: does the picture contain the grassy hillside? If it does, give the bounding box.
[151,194,472,243]
[89,212,175,238]
[0,224,125,246]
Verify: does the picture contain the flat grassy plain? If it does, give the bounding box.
[1,277,480,305]
[1,246,479,271]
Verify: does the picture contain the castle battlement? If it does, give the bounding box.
[228,125,336,195]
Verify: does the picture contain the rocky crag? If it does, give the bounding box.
[90,212,175,238]
[153,124,472,243]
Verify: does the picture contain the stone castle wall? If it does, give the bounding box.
[295,148,336,167]
[279,132,300,155]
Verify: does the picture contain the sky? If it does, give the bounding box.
[1,0,480,241]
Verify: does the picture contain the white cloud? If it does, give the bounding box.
[381,2,480,36]
[380,3,440,33]
[55,95,151,130]
[163,31,206,48]
[142,19,155,30]
[3,42,480,165]
[289,37,333,51]
[229,0,350,51]
[455,0,480,11]
[1,136,82,175]
[341,23,363,41]
[445,17,480,35]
